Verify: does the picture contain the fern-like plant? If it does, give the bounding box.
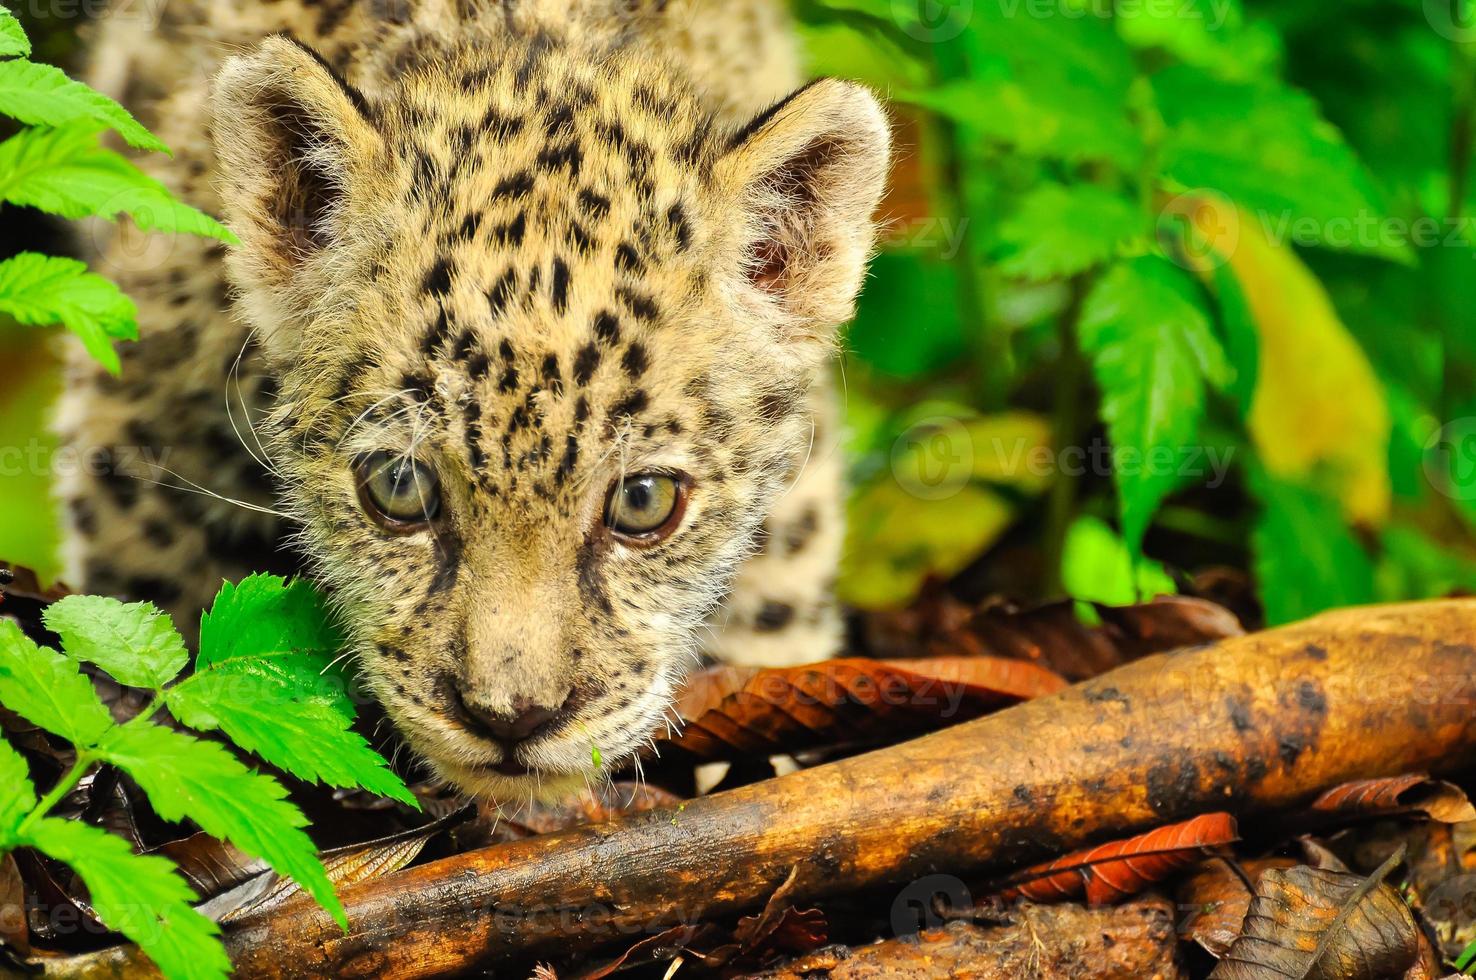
[0,575,418,978]
[0,8,234,372]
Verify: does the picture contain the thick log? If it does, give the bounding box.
[39,600,1476,978]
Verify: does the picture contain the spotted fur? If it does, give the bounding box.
[58,0,890,799]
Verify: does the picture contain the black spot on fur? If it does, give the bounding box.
[421,306,452,355]
[495,212,527,246]
[566,221,594,254]
[492,171,534,200]
[573,343,600,385]
[614,242,644,275]
[423,257,453,296]
[537,141,583,176]
[402,371,435,402]
[498,364,519,393]
[544,104,575,137]
[556,434,579,484]
[667,203,692,251]
[482,107,524,141]
[550,258,570,314]
[541,353,562,394]
[612,389,648,418]
[458,211,483,240]
[621,342,648,378]
[428,531,462,596]
[754,600,795,632]
[593,311,621,345]
[488,268,517,318]
[128,576,183,605]
[578,188,610,218]
[616,286,658,321]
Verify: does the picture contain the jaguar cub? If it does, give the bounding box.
[59,0,890,798]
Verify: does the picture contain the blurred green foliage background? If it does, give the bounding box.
[3,0,1475,622]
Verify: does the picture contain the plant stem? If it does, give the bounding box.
[14,753,94,837]
[1041,276,1092,597]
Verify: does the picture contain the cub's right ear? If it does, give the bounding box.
[211,35,382,287]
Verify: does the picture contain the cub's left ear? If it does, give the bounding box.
[715,79,892,355]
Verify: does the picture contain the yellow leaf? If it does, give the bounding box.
[1183,194,1390,524]
[838,479,1015,609]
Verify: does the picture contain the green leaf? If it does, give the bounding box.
[0,60,167,153]
[1079,256,1231,556]
[95,721,346,929]
[43,595,189,691]
[22,817,228,980]
[0,619,115,748]
[0,252,138,373]
[168,666,417,806]
[996,183,1144,282]
[0,124,236,242]
[1251,471,1375,625]
[197,575,353,715]
[0,8,29,59]
[1061,516,1177,606]
[1153,65,1408,263]
[0,734,36,842]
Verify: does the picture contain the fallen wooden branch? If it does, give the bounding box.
[37,600,1476,978]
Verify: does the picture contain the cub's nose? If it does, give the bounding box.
[450,687,569,750]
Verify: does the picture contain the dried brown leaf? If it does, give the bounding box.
[1178,858,1298,958]
[1209,850,1419,980]
[663,656,1066,760]
[1312,775,1476,824]
[1001,812,1238,904]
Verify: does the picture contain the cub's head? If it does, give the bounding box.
[209,34,889,798]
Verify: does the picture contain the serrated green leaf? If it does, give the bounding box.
[0,60,167,153]
[1080,256,1231,557]
[0,124,236,243]
[997,183,1144,282]
[0,619,114,748]
[168,666,417,806]
[0,8,28,58]
[0,734,36,841]
[0,251,137,374]
[198,574,355,713]
[1252,471,1375,625]
[95,721,346,929]
[43,595,188,690]
[22,817,228,980]
[1153,65,1408,263]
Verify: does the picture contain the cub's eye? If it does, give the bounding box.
[604,473,688,543]
[356,452,441,530]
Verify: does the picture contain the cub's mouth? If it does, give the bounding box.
[396,671,663,799]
